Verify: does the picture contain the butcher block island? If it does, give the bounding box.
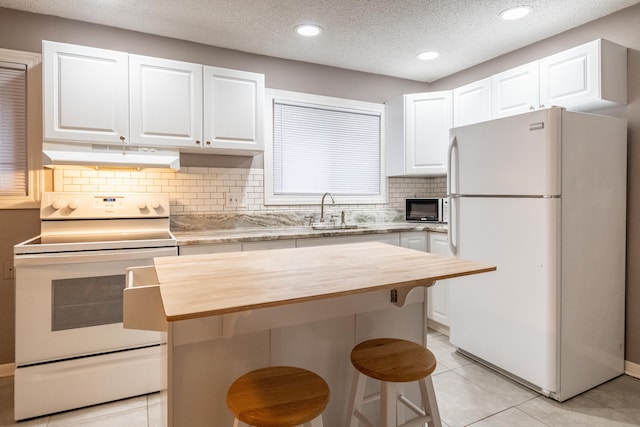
[124,242,495,426]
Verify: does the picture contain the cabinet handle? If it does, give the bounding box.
[195,140,201,145]
[206,141,211,145]
[119,136,126,142]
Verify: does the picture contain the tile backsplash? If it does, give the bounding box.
[53,167,446,228]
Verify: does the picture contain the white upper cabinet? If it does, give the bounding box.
[203,66,264,153]
[453,77,492,127]
[491,61,540,119]
[43,41,129,144]
[129,55,203,148]
[43,41,265,155]
[386,91,453,177]
[539,39,627,111]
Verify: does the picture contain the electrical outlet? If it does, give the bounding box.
[225,192,247,208]
[3,261,14,279]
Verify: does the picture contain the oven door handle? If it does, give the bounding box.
[14,247,177,266]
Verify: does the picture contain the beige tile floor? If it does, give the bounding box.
[1,329,639,426]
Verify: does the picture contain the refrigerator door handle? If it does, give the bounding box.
[448,135,459,256]
[447,135,458,197]
[448,195,458,256]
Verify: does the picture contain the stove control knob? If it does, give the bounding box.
[137,201,147,210]
[151,200,161,209]
[51,199,65,210]
[67,200,79,210]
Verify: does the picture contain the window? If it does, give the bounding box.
[265,89,386,205]
[0,48,41,208]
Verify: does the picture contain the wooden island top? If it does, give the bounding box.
[153,242,496,322]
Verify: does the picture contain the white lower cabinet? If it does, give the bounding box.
[295,232,400,247]
[179,233,402,255]
[427,232,451,332]
[242,239,296,251]
[178,241,241,255]
[399,231,428,251]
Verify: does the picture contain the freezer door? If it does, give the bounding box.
[449,108,562,196]
[449,196,560,393]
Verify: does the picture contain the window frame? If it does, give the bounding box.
[0,48,42,209]
[264,89,387,205]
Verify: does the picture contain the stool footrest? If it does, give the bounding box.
[354,409,375,427]
[398,416,433,427]
[362,392,381,404]
[398,393,426,417]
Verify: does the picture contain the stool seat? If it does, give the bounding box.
[226,366,330,427]
[351,338,437,383]
[347,338,442,427]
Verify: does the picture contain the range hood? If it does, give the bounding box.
[43,142,180,170]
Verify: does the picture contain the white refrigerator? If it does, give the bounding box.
[447,107,627,401]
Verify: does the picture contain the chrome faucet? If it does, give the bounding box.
[320,192,335,223]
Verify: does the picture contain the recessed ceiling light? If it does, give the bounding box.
[295,24,322,37]
[500,6,531,20]
[417,51,440,61]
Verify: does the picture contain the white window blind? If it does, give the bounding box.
[273,100,381,196]
[0,61,27,196]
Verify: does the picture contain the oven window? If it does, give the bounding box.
[51,275,124,331]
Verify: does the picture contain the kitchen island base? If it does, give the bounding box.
[124,242,495,426]
[167,291,426,426]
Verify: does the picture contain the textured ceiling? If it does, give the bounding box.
[1,0,638,82]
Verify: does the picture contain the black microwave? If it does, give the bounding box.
[405,198,449,223]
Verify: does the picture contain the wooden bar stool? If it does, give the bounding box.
[345,338,442,427]
[226,366,330,427]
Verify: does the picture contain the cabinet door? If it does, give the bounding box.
[242,240,296,251]
[539,39,626,111]
[179,242,241,255]
[491,61,539,119]
[129,55,203,147]
[43,41,128,144]
[405,91,453,176]
[453,78,492,127]
[203,66,264,152]
[296,233,400,248]
[427,232,450,328]
[399,231,428,252]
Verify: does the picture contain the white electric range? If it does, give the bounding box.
[13,192,177,420]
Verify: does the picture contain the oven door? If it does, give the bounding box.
[14,247,177,365]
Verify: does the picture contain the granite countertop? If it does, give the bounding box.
[173,222,448,245]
